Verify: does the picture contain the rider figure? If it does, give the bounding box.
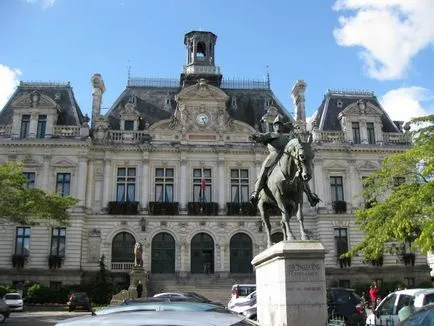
[250,115,320,207]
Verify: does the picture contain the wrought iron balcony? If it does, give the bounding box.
[108,201,139,215]
[48,255,64,269]
[11,254,27,268]
[226,202,257,216]
[149,202,179,215]
[332,200,347,214]
[187,202,219,216]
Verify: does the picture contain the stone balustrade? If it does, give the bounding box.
[53,125,80,137]
[108,130,150,144]
[383,132,410,144]
[313,130,346,143]
[0,125,11,137]
[111,262,135,271]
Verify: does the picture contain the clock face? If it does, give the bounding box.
[196,113,209,126]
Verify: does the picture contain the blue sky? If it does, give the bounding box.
[1,0,434,123]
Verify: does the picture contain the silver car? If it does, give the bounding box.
[0,298,10,323]
[55,310,253,326]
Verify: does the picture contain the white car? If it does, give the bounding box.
[366,288,434,326]
[228,290,256,320]
[3,292,24,312]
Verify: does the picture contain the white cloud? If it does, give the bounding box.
[380,87,434,123]
[23,0,57,8]
[0,65,21,110]
[333,0,434,80]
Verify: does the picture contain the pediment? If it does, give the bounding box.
[175,79,229,103]
[51,158,76,167]
[22,157,42,167]
[340,100,382,118]
[119,102,140,119]
[323,161,348,170]
[356,160,380,171]
[12,91,58,109]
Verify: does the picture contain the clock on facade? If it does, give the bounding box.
[196,113,209,126]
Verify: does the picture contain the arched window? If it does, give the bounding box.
[191,233,214,273]
[111,232,135,262]
[230,233,253,273]
[151,232,175,273]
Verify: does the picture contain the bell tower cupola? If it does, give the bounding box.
[180,31,222,88]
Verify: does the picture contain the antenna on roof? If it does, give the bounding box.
[266,65,270,89]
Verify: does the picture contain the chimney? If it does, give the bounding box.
[291,80,307,130]
[91,73,106,128]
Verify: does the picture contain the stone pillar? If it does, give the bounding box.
[129,267,148,299]
[360,121,368,144]
[291,80,307,132]
[91,74,105,129]
[28,113,37,138]
[218,157,225,213]
[252,241,327,326]
[86,160,94,212]
[76,157,88,208]
[102,159,111,210]
[141,157,149,211]
[41,156,51,191]
[179,156,187,212]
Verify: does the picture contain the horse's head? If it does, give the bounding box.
[285,135,314,181]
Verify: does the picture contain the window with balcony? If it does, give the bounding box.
[20,115,30,138]
[50,227,66,257]
[367,122,376,144]
[155,168,174,202]
[36,115,47,138]
[335,228,350,267]
[230,169,249,203]
[352,122,360,144]
[331,176,345,213]
[15,227,30,257]
[124,120,134,131]
[116,168,136,202]
[193,168,211,202]
[23,172,35,189]
[56,173,71,196]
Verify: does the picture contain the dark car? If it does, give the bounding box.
[402,303,434,326]
[327,287,366,324]
[0,298,11,323]
[67,292,92,312]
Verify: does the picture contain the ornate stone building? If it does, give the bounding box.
[0,31,430,295]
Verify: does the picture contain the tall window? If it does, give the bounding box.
[193,168,211,202]
[51,227,66,257]
[124,120,134,131]
[23,172,35,189]
[334,228,348,260]
[36,115,47,138]
[231,169,249,203]
[330,176,344,202]
[352,122,360,144]
[116,168,136,202]
[15,227,31,256]
[20,115,30,138]
[155,168,174,202]
[367,122,376,144]
[56,173,71,196]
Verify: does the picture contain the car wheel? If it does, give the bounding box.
[0,313,6,323]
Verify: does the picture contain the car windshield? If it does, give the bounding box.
[403,306,434,325]
[4,294,21,300]
[185,292,210,302]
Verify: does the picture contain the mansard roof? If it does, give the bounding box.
[311,89,400,133]
[106,78,292,131]
[0,81,85,126]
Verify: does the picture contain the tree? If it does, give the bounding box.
[0,161,78,225]
[348,114,434,260]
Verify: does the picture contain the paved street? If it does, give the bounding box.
[5,310,91,325]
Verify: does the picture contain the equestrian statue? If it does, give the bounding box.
[250,115,320,247]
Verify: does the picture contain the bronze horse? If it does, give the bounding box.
[257,136,314,247]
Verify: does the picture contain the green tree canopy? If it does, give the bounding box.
[348,114,434,260]
[0,161,78,225]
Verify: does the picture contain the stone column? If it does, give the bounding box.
[76,157,88,209]
[252,241,327,326]
[217,156,225,213]
[41,156,51,191]
[291,80,307,132]
[360,120,368,144]
[179,156,187,212]
[28,113,38,138]
[86,160,94,212]
[141,157,149,211]
[102,159,111,210]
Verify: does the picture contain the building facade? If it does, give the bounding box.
[0,31,430,292]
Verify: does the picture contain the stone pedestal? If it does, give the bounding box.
[128,266,148,299]
[251,241,327,326]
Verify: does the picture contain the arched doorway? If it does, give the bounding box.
[151,232,175,273]
[230,233,253,273]
[111,232,135,263]
[271,232,284,244]
[191,233,214,273]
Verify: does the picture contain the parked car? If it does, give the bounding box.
[402,303,434,326]
[95,300,227,315]
[2,292,24,312]
[55,310,254,326]
[67,292,92,312]
[229,284,256,303]
[228,290,256,320]
[0,298,10,323]
[327,287,366,324]
[153,291,224,307]
[366,288,434,326]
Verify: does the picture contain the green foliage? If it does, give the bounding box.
[0,284,15,297]
[89,255,114,304]
[0,161,78,225]
[348,115,434,260]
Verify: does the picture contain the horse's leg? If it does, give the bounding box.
[274,194,295,241]
[296,197,309,240]
[258,199,272,248]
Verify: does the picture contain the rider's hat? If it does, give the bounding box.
[273,115,284,125]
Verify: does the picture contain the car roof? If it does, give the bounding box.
[56,310,249,326]
[393,288,434,296]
